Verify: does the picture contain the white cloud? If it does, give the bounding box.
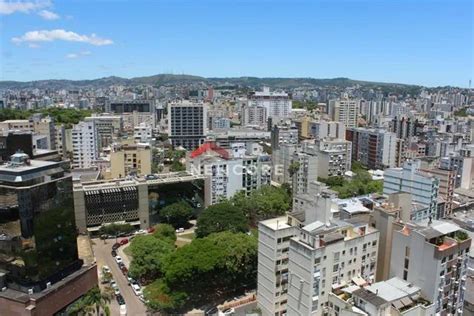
[66,50,92,59]
[38,9,59,20]
[28,43,40,48]
[0,0,51,15]
[12,29,114,46]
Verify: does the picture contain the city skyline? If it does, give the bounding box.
[0,0,472,87]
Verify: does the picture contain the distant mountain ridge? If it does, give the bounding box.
[0,73,422,90]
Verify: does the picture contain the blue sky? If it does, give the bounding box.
[0,0,472,87]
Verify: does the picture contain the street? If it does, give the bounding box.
[92,238,148,316]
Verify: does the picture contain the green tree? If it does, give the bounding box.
[288,161,300,177]
[99,223,134,236]
[67,286,113,316]
[128,234,175,281]
[170,160,186,171]
[152,223,177,242]
[145,232,257,313]
[160,201,193,228]
[232,185,291,224]
[196,202,248,238]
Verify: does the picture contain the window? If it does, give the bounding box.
[404,259,409,269]
[403,270,408,281]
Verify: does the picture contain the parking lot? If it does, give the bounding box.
[93,237,148,316]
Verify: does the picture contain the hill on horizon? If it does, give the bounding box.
[0,73,430,91]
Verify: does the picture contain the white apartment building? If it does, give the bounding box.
[258,181,380,316]
[258,216,299,316]
[328,99,359,128]
[241,104,267,127]
[248,87,292,121]
[308,121,346,140]
[384,160,439,221]
[133,122,153,143]
[71,120,99,169]
[390,220,471,315]
[315,138,352,179]
[189,147,270,204]
[286,219,379,315]
[84,115,123,149]
[168,100,207,150]
[272,143,298,185]
[291,146,319,195]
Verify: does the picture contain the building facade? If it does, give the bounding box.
[71,120,99,169]
[168,100,207,150]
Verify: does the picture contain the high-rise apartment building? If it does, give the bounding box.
[241,104,267,127]
[314,138,352,179]
[133,122,153,143]
[328,99,358,128]
[347,128,397,169]
[308,120,346,140]
[390,221,471,315]
[84,115,123,149]
[71,120,99,169]
[110,142,152,178]
[258,182,380,316]
[384,160,439,220]
[248,87,292,121]
[271,125,299,150]
[168,100,207,150]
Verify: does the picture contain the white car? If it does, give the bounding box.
[115,256,123,264]
[134,229,147,236]
[114,287,120,295]
[102,265,111,273]
[175,228,185,233]
[110,281,118,290]
[119,305,127,316]
[131,283,142,296]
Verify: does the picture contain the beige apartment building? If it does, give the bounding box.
[109,142,152,178]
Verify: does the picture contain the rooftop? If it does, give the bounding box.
[260,216,291,231]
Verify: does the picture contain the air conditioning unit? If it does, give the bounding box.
[28,288,33,295]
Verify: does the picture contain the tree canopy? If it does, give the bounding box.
[0,108,95,128]
[128,225,176,282]
[144,232,257,313]
[195,202,248,238]
[99,223,134,236]
[231,185,291,225]
[160,201,193,228]
[318,161,383,198]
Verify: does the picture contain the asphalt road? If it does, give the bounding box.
[93,238,148,316]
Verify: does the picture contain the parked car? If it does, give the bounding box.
[131,283,142,296]
[175,228,185,233]
[115,256,123,264]
[110,281,118,290]
[121,266,128,275]
[220,308,235,316]
[112,243,121,250]
[119,238,128,245]
[204,306,218,315]
[102,265,111,274]
[111,250,117,257]
[114,287,120,296]
[127,276,134,285]
[134,229,147,236]
[147,227,155,233]
[116,294,125,306]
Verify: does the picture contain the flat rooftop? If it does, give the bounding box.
[0,159,58,173]
[260,216,291,231]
